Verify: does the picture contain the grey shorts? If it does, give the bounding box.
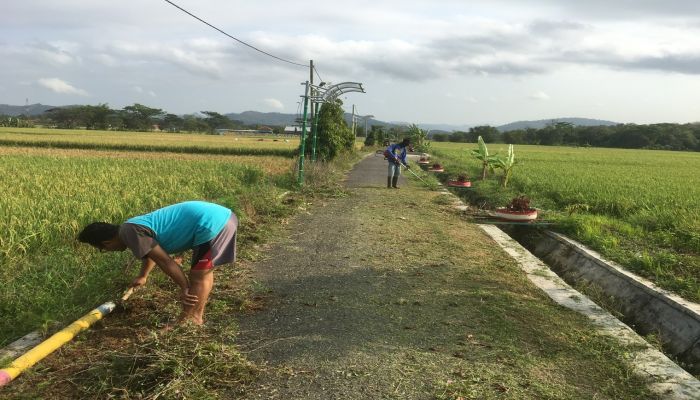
[191,213,238,269]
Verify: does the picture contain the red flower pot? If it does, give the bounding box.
[447,180,472,187]
[493,208,538,221]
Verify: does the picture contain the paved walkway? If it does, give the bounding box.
[233,154,657,400]
[344,152,407,188]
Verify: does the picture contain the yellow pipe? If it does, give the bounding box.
[0,289,132,387]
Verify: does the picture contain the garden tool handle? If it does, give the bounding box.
[121,287,134,301]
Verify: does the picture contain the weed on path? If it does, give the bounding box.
[234,156,656,399]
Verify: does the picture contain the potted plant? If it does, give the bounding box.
[447,174,472,187]
[417,155,430,165]
[493,195,537,221]
[427,163,444,172]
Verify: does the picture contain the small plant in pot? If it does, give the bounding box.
[417,155,430,165]
[428,163,444,172]
[447,173,472,187]
[494,195,537,221]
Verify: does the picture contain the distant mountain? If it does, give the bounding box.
[224,111,297,126]
[0,103,57,116]
[1,103,619,133]
[225,110,399,129]
[496,118,618,132]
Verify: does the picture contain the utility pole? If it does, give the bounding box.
[351,104,356,137]
[309,60,314,156]
[297,81,310,185]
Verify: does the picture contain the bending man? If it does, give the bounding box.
[78,200,238,325]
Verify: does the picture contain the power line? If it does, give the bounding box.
[313,65,324,84]
[163,0,309,68]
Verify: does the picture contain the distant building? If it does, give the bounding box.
[215,128,275,135]
[283,125,308,136]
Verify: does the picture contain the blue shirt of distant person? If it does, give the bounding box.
[385,138,410,189]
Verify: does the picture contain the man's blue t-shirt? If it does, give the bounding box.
[126,201,232,254]
[386,143,407,165]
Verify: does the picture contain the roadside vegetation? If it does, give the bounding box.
[430,142,700,302]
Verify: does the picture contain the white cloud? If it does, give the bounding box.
[133,86,157,97]
[529,91,550,101]
[37,78,88,96]
[262,98,284,110]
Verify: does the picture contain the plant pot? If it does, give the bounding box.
[447,180,471,187]
[417,160,430,165]
[428,168,444,172]
[493,208,538,221]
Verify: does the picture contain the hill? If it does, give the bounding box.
[1,103,618,133]
[0,103,57,116]
[496,117,618,132]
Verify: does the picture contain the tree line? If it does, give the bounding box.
[0,103,279,134]
[431,122,700,152]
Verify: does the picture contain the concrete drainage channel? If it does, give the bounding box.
[432,185,700,399]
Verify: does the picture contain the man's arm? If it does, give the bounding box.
[146,244,198,306]
[130,257,156,288]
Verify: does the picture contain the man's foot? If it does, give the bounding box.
[160,316,204,332]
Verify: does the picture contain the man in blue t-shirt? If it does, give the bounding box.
[78,201,238,326]
[385,138,411,188]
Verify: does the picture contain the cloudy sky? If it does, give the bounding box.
[4,0,700,126]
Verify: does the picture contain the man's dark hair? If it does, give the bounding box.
[401,138,411,146]
[78,222,120,247]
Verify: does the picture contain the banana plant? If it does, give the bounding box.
[493,144,516,188]
[470,136,499,180]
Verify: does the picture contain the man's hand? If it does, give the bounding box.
[404,163,410,169]
[131,275,148,288]
[180,288,199,306]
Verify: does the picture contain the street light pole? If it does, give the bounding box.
[363,114,374,138]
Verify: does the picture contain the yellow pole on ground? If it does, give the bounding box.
[0,289,133,387]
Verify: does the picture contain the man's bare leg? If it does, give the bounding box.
[180,269,214,325]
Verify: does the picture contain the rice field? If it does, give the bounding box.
[429,142,700,302]
[0,137,298,344]
[0,127,299,157]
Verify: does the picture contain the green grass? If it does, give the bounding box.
[0,147,297,345]
[429,142,700,302]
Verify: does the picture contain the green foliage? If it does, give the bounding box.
[407,123,431,152]
[470,136,499,180]
[469,125,501,143]
[492,143,517,187]
[305,99,352,161]
[363,134,375,146]
[201,111,233,133]
[434,122,700,152]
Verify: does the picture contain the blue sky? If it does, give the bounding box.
[3,0,700,126]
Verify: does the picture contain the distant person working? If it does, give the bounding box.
[78,200,238,326]
[385,138,411,189]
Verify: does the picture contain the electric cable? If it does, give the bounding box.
[163,0,308,68]
[313,65,324,84]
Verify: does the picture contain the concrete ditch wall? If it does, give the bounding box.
[479,225,700,399]
[529,230,700,371]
